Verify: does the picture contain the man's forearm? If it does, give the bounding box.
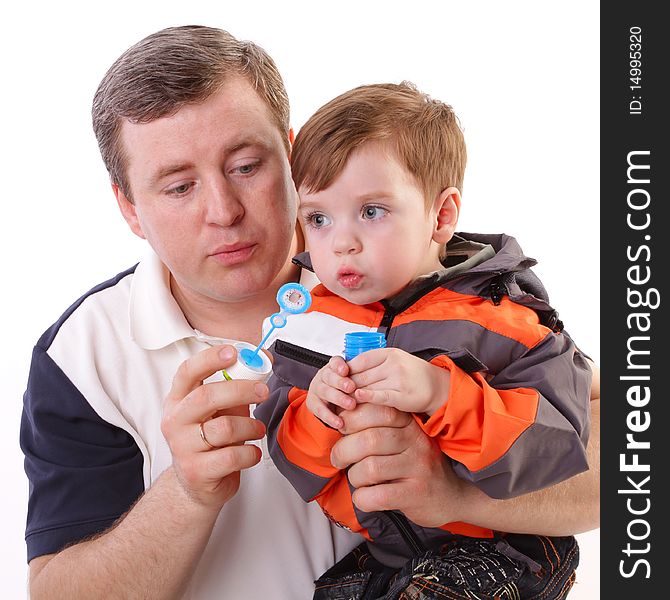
[458,398,600,536]
[29,468,220,600]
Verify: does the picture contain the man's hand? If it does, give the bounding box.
[161,344,268,512]
[332,404,462,527]
[348,348,451,415]
[306,356,356,429]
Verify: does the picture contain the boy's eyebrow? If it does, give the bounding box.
[297,198,323,210]
[299,191,395,209]
[356,192,394,203]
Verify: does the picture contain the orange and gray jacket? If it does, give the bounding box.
[254,232,592,564]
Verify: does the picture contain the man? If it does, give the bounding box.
[21,25,599,599]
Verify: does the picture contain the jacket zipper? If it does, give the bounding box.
[385,510,427,555]
[273,339,330,369]
[274,321,428,557]
[378,304,429,557]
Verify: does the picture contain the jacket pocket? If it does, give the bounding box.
[269,339,332,390]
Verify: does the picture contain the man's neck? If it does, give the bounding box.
[170,267,300,345]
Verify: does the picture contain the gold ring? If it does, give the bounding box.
[199,421,216,450]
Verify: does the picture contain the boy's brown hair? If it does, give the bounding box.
[291,81,466,206]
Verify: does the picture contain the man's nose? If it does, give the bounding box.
[204,178,245,226]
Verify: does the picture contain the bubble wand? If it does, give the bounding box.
[237,282,312,369]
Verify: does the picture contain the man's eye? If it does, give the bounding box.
[236,162,258,175]
[362,205,387,220]
[167,183,191,195]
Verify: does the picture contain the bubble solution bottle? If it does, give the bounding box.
[343,331,386,361]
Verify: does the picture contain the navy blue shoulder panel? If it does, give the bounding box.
[37,264,138,351]
[21,266,145,562]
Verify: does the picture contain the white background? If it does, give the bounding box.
[1,1,599,597]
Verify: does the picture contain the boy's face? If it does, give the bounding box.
[299,142,446,305]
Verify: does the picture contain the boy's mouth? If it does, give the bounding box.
[337,267,363,289]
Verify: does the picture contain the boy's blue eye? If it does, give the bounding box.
[306,212,331,228]
[362,205,387,220]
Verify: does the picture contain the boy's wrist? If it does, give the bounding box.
[425,366,451,415]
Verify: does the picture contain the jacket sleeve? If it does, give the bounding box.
[253,349,344,503]
[255,373,371,537]
[414,330,592,499]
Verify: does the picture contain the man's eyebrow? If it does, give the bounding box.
[149,163,195,187]
[227,138,273,154]
[148,139,273,187]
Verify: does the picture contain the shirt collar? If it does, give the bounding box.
[129,249,197,350]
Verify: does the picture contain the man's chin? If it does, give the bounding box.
[212,270,278,304]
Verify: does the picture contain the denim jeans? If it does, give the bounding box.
[313,534,579,600]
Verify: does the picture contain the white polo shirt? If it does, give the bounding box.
[21,249,358,599]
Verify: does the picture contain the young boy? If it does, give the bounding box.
[254,82,591,599]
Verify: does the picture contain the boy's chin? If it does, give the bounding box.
[327,284,382,306]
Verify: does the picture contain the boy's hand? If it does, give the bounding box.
[347,348,450,415]
[306,356,357,429]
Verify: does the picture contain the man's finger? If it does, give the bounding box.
[183,444,263,484]
[351,481,406,513]
[346,453,411,488]
[338,403,411,435]
[330,425,413,469]
[174,379,268,423]
[167,345,238,403]
[197,415,266,451]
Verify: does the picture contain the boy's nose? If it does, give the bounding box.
[332,229,362,255]
[204,178,245,226]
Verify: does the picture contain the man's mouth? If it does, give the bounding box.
[209,242,257,266]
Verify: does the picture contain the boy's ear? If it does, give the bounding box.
[432,187,460,244]
[113,184,146,240]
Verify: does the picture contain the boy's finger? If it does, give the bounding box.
[349,364,388,389]
[328,355,350,376]
[312,402,344,430]
[354,388,394,406]
[321,367,356,394]
[317,383,356,410]
[346,348,387,374]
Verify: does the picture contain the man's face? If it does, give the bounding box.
[299,142,444,305]
[117,77,297,305]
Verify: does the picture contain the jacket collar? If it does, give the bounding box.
[292,232,538,314]
[293,232,535,275]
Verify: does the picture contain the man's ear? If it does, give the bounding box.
[113,184,146,240]
[287,127,295,160]
[432,187,460,245]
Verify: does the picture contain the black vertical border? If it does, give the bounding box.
[601,3,668,597]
